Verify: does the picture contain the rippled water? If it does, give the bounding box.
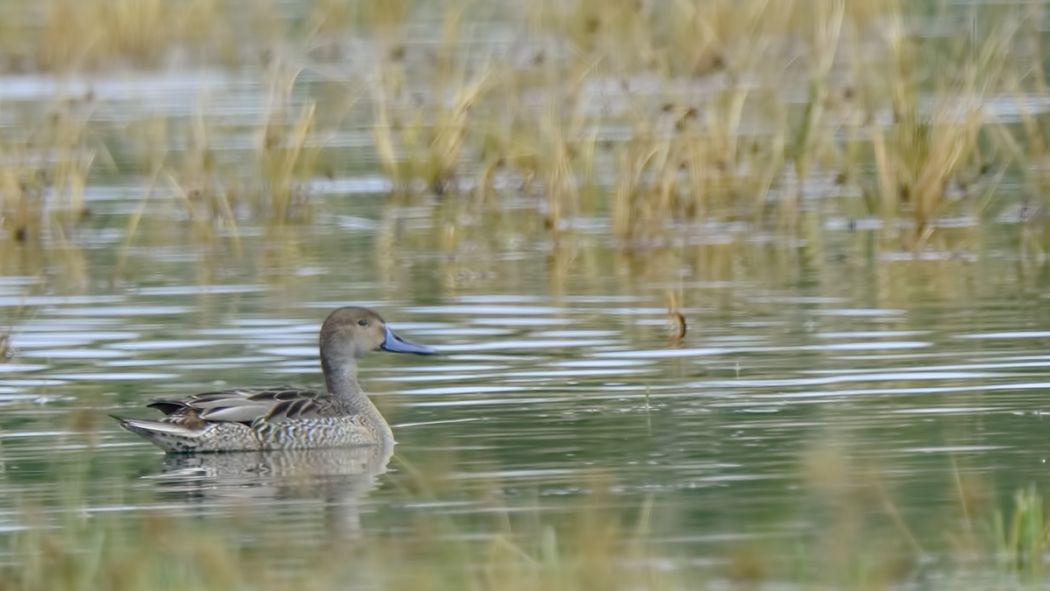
[2,176,1050,581]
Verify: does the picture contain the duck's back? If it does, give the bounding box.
[150,386,335,424]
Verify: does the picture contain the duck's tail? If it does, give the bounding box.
[110,415,208,453]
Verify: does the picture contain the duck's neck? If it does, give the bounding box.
[321,352,393,440]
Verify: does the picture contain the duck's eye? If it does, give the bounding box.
[357,319,369,327]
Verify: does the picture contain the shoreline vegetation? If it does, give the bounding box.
[0,1,1047,248]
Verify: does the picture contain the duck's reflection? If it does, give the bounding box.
[145,443,393,540]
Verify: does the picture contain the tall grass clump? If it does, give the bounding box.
[34,0,221,71]
[370,5,493,196]
[980,3,1050,216]
[986,486,1050,577]
[257,66,321,222]
[0,101,103,243]
[128,68,324,228]
[853,5,1020,242]
[495,0,1048,243]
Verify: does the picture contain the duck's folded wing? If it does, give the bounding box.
[149,387,330,424]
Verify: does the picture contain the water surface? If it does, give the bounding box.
[2,1,1050,586]
[2,189,1049,582]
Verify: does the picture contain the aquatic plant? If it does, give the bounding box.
[7,449,1050,591]
[29,0,221,71]
[0,100,99,243]
[0,0,1047,241]
[257,65,321,222]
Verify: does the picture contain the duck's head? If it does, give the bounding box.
[320,306,437,359]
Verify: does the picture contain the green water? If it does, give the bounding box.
[2,1,1050,588]
[3,188,1050,582]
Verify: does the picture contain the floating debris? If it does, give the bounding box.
[667,310,687,345]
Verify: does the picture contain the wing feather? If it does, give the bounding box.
[151,386,331,425]
[199,404,274,422]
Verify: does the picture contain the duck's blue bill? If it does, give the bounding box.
[381,326,438,355]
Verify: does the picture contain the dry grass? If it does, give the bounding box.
[0,0,1046,246]
[0,99,101,242]
[32,0,221,71]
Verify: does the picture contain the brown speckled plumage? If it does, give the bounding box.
[112,307,437,453]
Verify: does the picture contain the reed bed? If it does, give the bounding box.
[0,0,1047,248]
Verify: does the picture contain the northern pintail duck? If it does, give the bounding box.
[112,307,436,452]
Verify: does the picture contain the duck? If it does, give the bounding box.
[111,306,437,453]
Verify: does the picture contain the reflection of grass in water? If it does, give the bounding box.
[6,442,1050,590]
[5,470,683,590]
[12,509,277,591]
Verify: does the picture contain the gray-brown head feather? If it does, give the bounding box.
[320,307,390,360]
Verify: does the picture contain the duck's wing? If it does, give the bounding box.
[148,387,334,425]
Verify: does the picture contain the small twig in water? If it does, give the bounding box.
[667,310,687,346]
